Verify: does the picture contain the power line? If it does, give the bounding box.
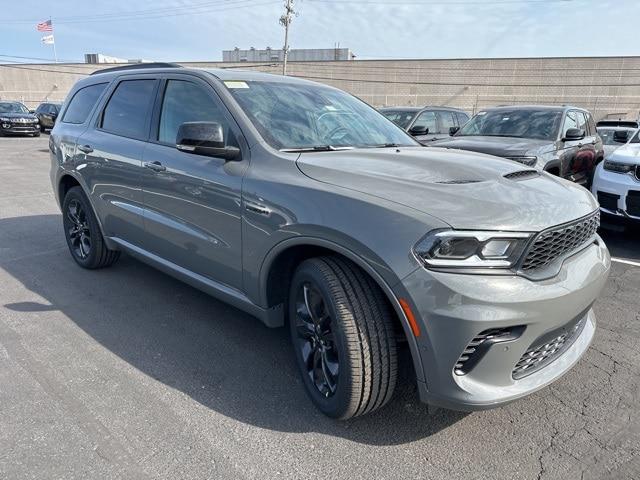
[0,0,277,25]
[307,0,576,4]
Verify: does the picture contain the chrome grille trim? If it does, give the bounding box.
[520,211,600,272]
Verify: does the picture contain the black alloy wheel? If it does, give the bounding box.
[66,199,92,260]
[294,282,340,398]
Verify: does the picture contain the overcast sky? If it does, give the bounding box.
[0,0,636,64]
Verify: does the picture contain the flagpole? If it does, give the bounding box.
[51,17,57,63]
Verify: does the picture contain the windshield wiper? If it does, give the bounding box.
[280,145,354,153]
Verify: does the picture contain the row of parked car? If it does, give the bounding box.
[381,104,640,223]
[0,100,61,136]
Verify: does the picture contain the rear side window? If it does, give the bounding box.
[62,83,107,124]
[456,112,469,126]
[101,79,156,140]
[437,111,456,133]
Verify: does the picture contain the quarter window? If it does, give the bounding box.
[101,79,156,140]
[62,83,107,124]
[158,80,229,145]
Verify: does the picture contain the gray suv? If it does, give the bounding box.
[50,65,610,419]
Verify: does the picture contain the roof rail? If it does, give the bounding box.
[90,62,182,75]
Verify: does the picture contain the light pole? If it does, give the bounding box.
[280,0,295,75]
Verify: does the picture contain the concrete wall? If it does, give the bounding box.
[2,56,640,120]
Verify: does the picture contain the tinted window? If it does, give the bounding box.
[101,80,156,139]
[158,80,227,144]
[437,111,456,134]
[458,109,563,141]
[227,81,415,150]
[562,111,579,137]
[381,110,417,129]
[62,83,107,124]
[36,104,47,113]
[456,111,470,126]
[412,111,437,133]
[597,128,635,145]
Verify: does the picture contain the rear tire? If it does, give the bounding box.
[62,186,120,269]
[288,256,397,419]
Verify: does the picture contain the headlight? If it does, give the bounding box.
[414,229,532,272]
[505,156,537,167]
[0,117,10,122]
[604,160,635,174]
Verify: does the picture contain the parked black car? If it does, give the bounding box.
[380,106,470,144]
[432,105,604,186]
[34,102,62,132]
[0,101,40,137]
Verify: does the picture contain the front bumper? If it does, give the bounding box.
[397,238,610,411]
[591,162,640,220]
[1,120,39,135]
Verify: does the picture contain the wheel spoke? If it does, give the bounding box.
[320,350,337,394]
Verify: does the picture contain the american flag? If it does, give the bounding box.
[36,19,53,32]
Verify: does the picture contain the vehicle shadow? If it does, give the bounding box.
[0,214,466,446]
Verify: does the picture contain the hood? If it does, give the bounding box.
[430,135,552,158]
[296,146,597,231]
[0,112,37,120]
[603,144,621,159]
[606,143,640,165]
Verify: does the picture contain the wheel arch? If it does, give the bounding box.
[57,173,117,251]
[259,236,426,383]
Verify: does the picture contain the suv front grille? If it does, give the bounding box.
[627,191,640,217]
[597,191,620,212]
[521,211,599,272]
[512,314,587,379]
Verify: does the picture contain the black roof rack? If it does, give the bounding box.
[90,62,182,75]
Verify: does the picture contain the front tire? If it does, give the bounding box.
[62,186,120,269]
[289,256,397,419]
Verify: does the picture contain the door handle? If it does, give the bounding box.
[144,161,166,172]
[245,202,271,216]
[77,144,93,154]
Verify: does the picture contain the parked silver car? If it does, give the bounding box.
[50,65,610,419]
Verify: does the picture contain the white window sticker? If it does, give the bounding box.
[224,81,249,89]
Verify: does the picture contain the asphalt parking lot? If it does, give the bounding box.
[1,136,639,480]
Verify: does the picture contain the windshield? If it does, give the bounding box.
[380,110,417,129]
[597,127,634,145]
[225,80,417,150]
[457,109,562,141]
[0,102,29,114]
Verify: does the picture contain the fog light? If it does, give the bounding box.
[2,123,9,128]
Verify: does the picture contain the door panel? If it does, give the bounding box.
[140,77,245,289]
[77,129,147,245]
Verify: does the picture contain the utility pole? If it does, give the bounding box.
[280,0,295,75]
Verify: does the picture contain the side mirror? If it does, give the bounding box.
[409,125,429,136]
[613,130,630,143]
[29,110,35,114]
[176,122,240,160]
[563,128,585,141]
[449,126,460,136]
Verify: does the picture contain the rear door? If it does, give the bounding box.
[76,76,158,246]
[434,110,459,141]
[564,110,597,184]
[140,74,247,289]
